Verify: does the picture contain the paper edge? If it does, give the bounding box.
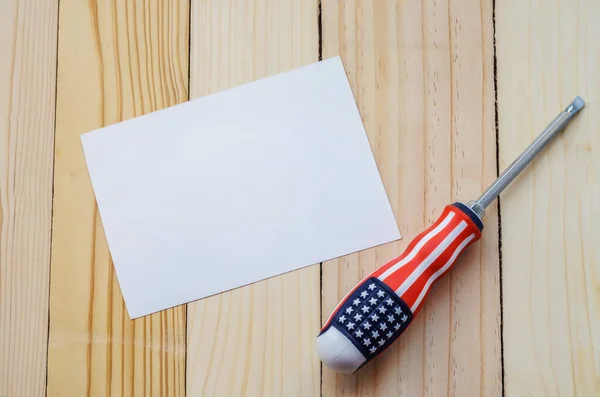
[79,56,345,140]
[127,230,402,319]
[332,56,403,242]
[80,135,142,320]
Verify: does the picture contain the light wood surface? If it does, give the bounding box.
[185,1,320,396]
[47,0,189,396]
[497,1,600,396]
[3,0,598,395]
[320,0,501,395]
[0,1,58,396]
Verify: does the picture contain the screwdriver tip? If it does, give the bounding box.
[569,96,585,114]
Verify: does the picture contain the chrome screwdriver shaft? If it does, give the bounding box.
[469,96,585,217]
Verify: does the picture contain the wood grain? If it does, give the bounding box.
[185,1,320,396]
[320,0,501,395]
[497,0,600,395]
[47,0,188,396]
[0,0,58,395]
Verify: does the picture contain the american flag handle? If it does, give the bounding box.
[317,96,584,373]
[317,202,483,373]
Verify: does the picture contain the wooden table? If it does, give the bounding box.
[1,0,598,396]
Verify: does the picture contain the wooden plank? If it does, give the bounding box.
[47,0,189,396]
[185,1,320,396]
[497,0,600,395]
[321,0,501,395]
[0,0,58,395]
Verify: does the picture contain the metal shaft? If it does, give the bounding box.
[469,96,585,217]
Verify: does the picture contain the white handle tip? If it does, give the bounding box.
[317,327,366,373]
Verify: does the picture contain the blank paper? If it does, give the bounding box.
[81,56,401,318]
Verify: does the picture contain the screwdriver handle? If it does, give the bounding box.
[316,96,585,374]
[317,202,483,373]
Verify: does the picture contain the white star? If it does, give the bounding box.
[371,330,380,338]
[347,322,355,330]
[370,313,379,322]
[338,315,346,323]
[378,339,385,346]
[380,323,388,331]
[369,346,377,354]
[345,307,354,314]
[401,314,408,322]
[386,331,393,338]
[386,298,394,306]
[394,323,401,331]
[387,315,395,323]
[363,338,371,346]
[354,313,363,322]
[360,291,368,298]
[394,307,402,315]
[378,306,387,314]
[355,329,364,338]
[368,283,376,291]
[377,290,385,298]
[361,306,370,313]
[369,297,378,305]
[353,299,361,306]
[363,322,372,330]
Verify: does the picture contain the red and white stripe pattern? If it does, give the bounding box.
[321,204,481,330]
[371,205,480,314]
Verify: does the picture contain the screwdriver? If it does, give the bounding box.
[317,96,585,373]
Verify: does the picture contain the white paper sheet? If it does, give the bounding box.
[81,56,401,318]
